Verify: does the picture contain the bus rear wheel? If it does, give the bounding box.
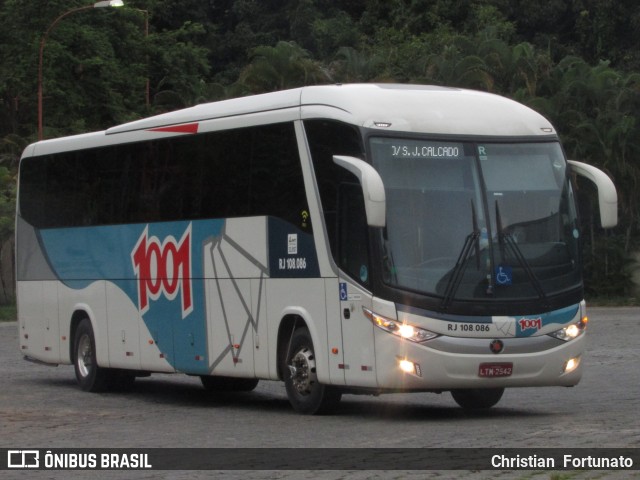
[73,318,111,392]
[283,327,341,415]
[451,387,504,409]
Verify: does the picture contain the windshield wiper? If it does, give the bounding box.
[495,201,549,307]
[440,201,481,310]
[381,228,397,284]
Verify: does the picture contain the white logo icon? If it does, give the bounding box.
[8,450,40,468]
[287,234,298,255]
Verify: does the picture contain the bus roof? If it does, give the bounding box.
[27,84,556,156]
[106,83,555,136]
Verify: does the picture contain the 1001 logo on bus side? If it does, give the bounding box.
[131,224,193,319]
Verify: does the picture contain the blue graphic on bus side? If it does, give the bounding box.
[35,216,321,374]
[39,219,223,374]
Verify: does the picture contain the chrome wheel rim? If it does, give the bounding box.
[289,347,316,396]
[77,334,92,378]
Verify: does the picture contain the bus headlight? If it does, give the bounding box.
[363,307,438,343]
[548,316,588,341]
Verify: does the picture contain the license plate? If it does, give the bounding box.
[479,363,513,378]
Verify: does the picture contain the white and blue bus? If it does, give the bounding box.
[17,84,617,414]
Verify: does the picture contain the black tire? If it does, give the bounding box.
[200,375,259,392]
[451,387,505,409]
[73,318,111,392]
[282,327,342,415]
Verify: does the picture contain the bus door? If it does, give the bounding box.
[336,184,377,388]
[337,279,377,387]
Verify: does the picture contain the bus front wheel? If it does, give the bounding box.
[283,327,341,415]
[451,387,504,409]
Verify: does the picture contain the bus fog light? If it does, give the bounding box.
[564,356,580,373]
[399,359,422,377]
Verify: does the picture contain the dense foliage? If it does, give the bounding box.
[1,0,640,300]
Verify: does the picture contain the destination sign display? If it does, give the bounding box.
[386,140,465,159]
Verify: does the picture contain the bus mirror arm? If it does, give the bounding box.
[568,160,618,229]
[333,155,386,228]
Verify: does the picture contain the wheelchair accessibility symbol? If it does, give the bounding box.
[495,266,513,286]
[339,282,348,301]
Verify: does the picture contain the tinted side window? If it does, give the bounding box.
[247,123,310,228]
[304,119,364,259]
[338,183,371,286]
[19,122,309,229]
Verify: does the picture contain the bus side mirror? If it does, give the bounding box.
[568,160,618,228]
[333,155,386,227]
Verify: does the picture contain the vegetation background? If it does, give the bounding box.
[1,0,639,305]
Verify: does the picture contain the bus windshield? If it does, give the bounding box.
[370,137,581,307]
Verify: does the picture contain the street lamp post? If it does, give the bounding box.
[37,0,124,140]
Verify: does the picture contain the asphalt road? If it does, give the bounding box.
[1,307,638,479]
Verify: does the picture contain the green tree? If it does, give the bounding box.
[148,20,211,111]
[237,41,331,93]
[418,38,495,90]
[1,0,640,299]
[533,57,640,298]
[331,47,388,82]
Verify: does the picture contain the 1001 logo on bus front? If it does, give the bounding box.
[131,224,193,319]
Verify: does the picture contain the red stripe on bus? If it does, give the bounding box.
[149,123,199,134]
